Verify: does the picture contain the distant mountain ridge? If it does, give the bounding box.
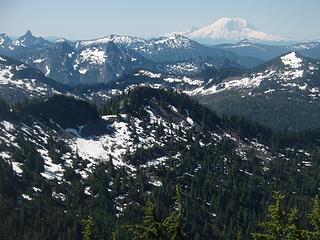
[213,39,320,61]
[0,31,261,85]
[2,43,320,131]
[1,30,319,88]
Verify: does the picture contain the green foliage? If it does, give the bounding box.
[115,187,187,240]
[1,88,320,240]
[252,192,287,240]
[163,186,187,240]
[287,208,305,240]
[252,194,320,240]
[115,198,165,240]
[82,216,94,240]
[21,94,99,129]
[204,90,320,131]
[309,197,320,240]
[101,87,221,128]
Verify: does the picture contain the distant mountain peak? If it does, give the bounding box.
[18,30,36,41]
[24,30,33,37]
[172,17,289,43]
[152,34,194,46]
[12,30,43,47]
[75,34,147,49]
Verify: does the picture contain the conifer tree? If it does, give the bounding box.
[142,198,163,237]
[115,187,188,240]
[119,198,164,240]
[164,185,187,240]
[82,216,94,240]
[309,196,320,240]
[287,208,304,240]
[252,192,287,240]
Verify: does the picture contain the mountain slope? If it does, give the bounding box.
[3,46,319,132]
[188,52,320,130]
[0,55,69,103]
[0,87,319,240]
[0,33,12,50]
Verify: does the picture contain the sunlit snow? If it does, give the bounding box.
[79,48,106,65]
[281,52,302,68]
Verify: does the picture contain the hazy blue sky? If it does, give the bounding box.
[0,0,319,40]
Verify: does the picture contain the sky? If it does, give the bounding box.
[0,0,319,40]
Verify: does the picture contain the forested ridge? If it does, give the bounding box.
[0,87,320,240]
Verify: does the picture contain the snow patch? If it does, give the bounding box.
[33,58,46,63]
[79,68,88,74]
[186,117,194,125]
[150,180,162,187]
[22,194,32,201]
[1,121,14,131]
[12,162,23,175]
[79,47,106,65]
[135,70,161,78]
[281,52,302,69]
[45,65,50,77]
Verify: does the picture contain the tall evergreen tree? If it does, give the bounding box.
[287,208,304,240]
[117,198,164,240]
[309,196,320,240]
[252,192,287,240]
[164,185,187,240]
[82,216,94,240]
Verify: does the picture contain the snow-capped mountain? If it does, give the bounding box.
[74,40,152,85]
[9,31,52,52]
[189,52,319,96]
[2,34,320,131]
[0,31,260,85]
[75,34,148,49]
[75,33,241,63]
[3,41,320,131]
[173,17,289,44]
[188,52,320,130]
[0,32,152,85]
